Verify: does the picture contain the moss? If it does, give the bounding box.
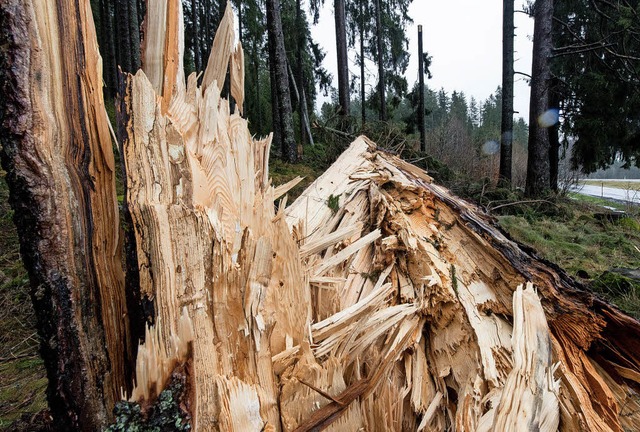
[106,371,191,432]
[327,194,340,215]
[450,264,458,294]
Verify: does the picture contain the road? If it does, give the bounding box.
[572,184,640,204]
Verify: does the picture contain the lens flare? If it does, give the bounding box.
[482,140,499,155]
[538,109,559,128]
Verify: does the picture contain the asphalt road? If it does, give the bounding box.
[573,184,640,204]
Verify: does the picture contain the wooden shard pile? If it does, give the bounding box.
[118,2,640,431]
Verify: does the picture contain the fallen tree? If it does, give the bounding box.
[1,1,640,431]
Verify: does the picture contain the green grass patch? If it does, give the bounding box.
[568,192,629,211]
[497,196,640,318]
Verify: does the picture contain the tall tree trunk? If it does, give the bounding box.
[266,0,297,162]
[500,0,514,185]
[99,0,117,98]
[374,0,386,121]
[295,0,306,146]
[418,25,426,152]
[359,1,366,126]
[192,0,201,71]
[115,0,132,72]
[335,0,350,117]
[128,0,140,70]
[0,1,134,429]
[526,0,554,197]
[253,26,263,134]
[549,81,561,191]
[201,0,210,67]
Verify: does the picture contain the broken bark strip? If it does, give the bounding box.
[0,0,132,430]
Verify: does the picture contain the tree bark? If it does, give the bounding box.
[374,0,386,121]
[359,1,366,125]
[500,0,514,185]
[335,0,350,117]
[549,78,561,191]
[418,25,426,152]
[526,0,554,196]
[114,0,131,72]
[295,0,306,146]
[127,0,140,71]
[192,0,201,71]
[0,1,133,429]
[99,0,117,97]
[266,0,297,162]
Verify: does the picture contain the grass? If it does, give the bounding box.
[567,192,628,211]
[0,172,48,430]
[497,195,640,318]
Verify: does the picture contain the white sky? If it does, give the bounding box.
[310,1,534,122]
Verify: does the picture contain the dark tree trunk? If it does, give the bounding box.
[192,0,201,71]
[526,0,554,197]
[266,0,297,162]
[115,0,132,72]
[295,0,306,146]
[201,0,211,65]
[418,25,426,152]
[549,81,561,191]
[0,1,134,429]
[335,0,350,117]
[99,0,118,98]
[500,0,514,185]
[374,0,386,121]
[269,52,282,155]
[127,0,140,71]
[359,1,366,126]
[253,30,263,134]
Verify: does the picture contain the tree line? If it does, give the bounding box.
[92,0,415,162]
[91,0,640,197]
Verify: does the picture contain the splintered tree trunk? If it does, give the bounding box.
[3,2,640,432]
[0,1,134,430]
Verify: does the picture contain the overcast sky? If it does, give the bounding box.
[310,1,534,122]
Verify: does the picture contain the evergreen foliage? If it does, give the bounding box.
[552,0,640,173]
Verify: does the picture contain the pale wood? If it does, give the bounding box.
[13,1,640,430]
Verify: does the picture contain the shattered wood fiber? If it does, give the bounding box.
[105,1,640,431]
